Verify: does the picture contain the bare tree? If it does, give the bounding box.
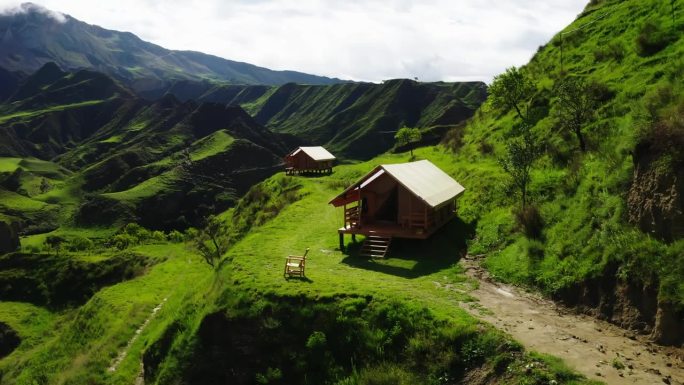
[194,215,231,271]
[554,77,597,152]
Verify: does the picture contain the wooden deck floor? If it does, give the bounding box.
[337,222,438,240]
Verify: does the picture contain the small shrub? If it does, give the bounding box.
[255,367,282,384]
[526,239,545,268]
[150,230,166,243]
[611,357,625,370]
[184,227,198,242]
[109,233,135,250]
[44,235,66,254]
[587,80,615,103]
[122,223,151,243]
[66,236,94,252]
[515,205,544,239]
[25,244,42,253]
[480,141,494,155]
[357,364,417,385]
[635,21,676,56]
[306,331,327,350]
[167,230,184,243]
[593,41,625,62]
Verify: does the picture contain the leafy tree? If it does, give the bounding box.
[395,126,422,157]
[194,215,231,271]
[39,178,50,194]
[554,77,598,152]
[44,235,65,255]
[488,66,535,122]
[499,128,542,209]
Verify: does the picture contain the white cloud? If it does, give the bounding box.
[0,0,588,83]
[0,2,65,22]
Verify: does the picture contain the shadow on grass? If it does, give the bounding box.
[284,276,314,283]
[289,171,333,178]
[340,218,475,279]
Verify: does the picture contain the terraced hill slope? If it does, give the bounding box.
[0,63,289,232]
[241,80,487,159]
[146,78,487,160]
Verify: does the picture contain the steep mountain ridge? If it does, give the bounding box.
[145,78,487,160]
[0,63,289,230]
[0,3,344,92]
[244,79,487,159]
[441,0,683,344]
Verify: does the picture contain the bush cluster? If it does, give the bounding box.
[635,21,676,56]
[106,223,186,250]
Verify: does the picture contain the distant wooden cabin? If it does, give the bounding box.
[284,146,336,175]
[329,160,465,250]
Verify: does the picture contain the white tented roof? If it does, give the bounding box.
[293,146,336,161]
[382,160,465,207]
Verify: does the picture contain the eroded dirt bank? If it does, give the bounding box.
[456,256,684,385]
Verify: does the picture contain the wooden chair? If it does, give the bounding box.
[284,248,309,277]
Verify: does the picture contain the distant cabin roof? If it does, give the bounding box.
[290,146,336,161]
[330,160,465,208]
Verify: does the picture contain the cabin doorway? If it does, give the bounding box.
[375,186,398,222]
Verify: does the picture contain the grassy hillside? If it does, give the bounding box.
[146,79,486,161]
[438,0,684,344]
[0,0,682,382]
[241,79,486,159]
[0,150,599,385]
[0,64,290,231]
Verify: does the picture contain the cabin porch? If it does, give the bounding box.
[337,202,455,250]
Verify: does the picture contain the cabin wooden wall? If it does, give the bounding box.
[360,172,396,221]
[398,187,428,224]
[286,152,332,170]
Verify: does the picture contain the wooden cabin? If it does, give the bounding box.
[284,146,336,175]
[329,160,465,251]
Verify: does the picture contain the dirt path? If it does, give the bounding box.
[456,256,684,385]
[108,298,167,373]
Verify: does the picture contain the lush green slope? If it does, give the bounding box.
[145,78,486,161]
[241,79,486,159]
[439,0,683,344]
[0,64,290,232]
[0,151,598,385]
[0,4,344,93]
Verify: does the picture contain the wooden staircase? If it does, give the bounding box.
[359,235,392,258]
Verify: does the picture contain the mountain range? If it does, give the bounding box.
[0,3,344,93]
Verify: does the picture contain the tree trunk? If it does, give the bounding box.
[575,127,586,152]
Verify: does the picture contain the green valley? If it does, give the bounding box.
[0,0,683,384]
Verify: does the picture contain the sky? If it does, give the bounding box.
[0,0,589,83]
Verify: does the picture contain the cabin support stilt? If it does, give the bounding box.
[339,233,345,251]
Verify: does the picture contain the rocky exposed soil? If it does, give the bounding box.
[457,256,684,385]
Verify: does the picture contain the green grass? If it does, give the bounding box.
[0,149,598,384]
[241,80,485,159]
[0,243,211,385]
[102,170,181,203]
[0,158,22,173]
[188,130,235,161]
[0,302,56,354]
[0,99,108,124]
[441,0,684,309]
[0,189,50,212]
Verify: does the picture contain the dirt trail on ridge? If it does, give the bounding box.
[455,256,684,385]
